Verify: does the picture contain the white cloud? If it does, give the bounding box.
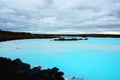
[6,22,15,27]
[0,0,120,34]
[100,31,120,34]
[40,17,57,25]
[1,0,45,11]
[0,7,16,13]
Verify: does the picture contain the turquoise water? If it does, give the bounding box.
[0,38,120,80]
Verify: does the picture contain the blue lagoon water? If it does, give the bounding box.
[0,38,120,80]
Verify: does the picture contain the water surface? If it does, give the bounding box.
[0,38,120,80]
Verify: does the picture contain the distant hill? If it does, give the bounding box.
[0,30,58,42]
[0,30,120,42]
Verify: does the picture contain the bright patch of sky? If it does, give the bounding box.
[0,0,120,34]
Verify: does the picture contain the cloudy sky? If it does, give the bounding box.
[0,0,120,34]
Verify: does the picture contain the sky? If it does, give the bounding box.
[0,0,120,34]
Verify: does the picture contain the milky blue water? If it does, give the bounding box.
[0,38,120,80]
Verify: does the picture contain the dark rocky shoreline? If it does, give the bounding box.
[0,30,120,42]
[0,57,64,80]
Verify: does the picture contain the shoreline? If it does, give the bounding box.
[0,57,64,80]
[0,30,120,42]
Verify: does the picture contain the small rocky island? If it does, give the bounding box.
[54,36,88,41]
[0,29,120,42]
[0,57,64,80]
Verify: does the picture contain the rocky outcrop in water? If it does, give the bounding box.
[0,57,64,80]
[1,29,120,42]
